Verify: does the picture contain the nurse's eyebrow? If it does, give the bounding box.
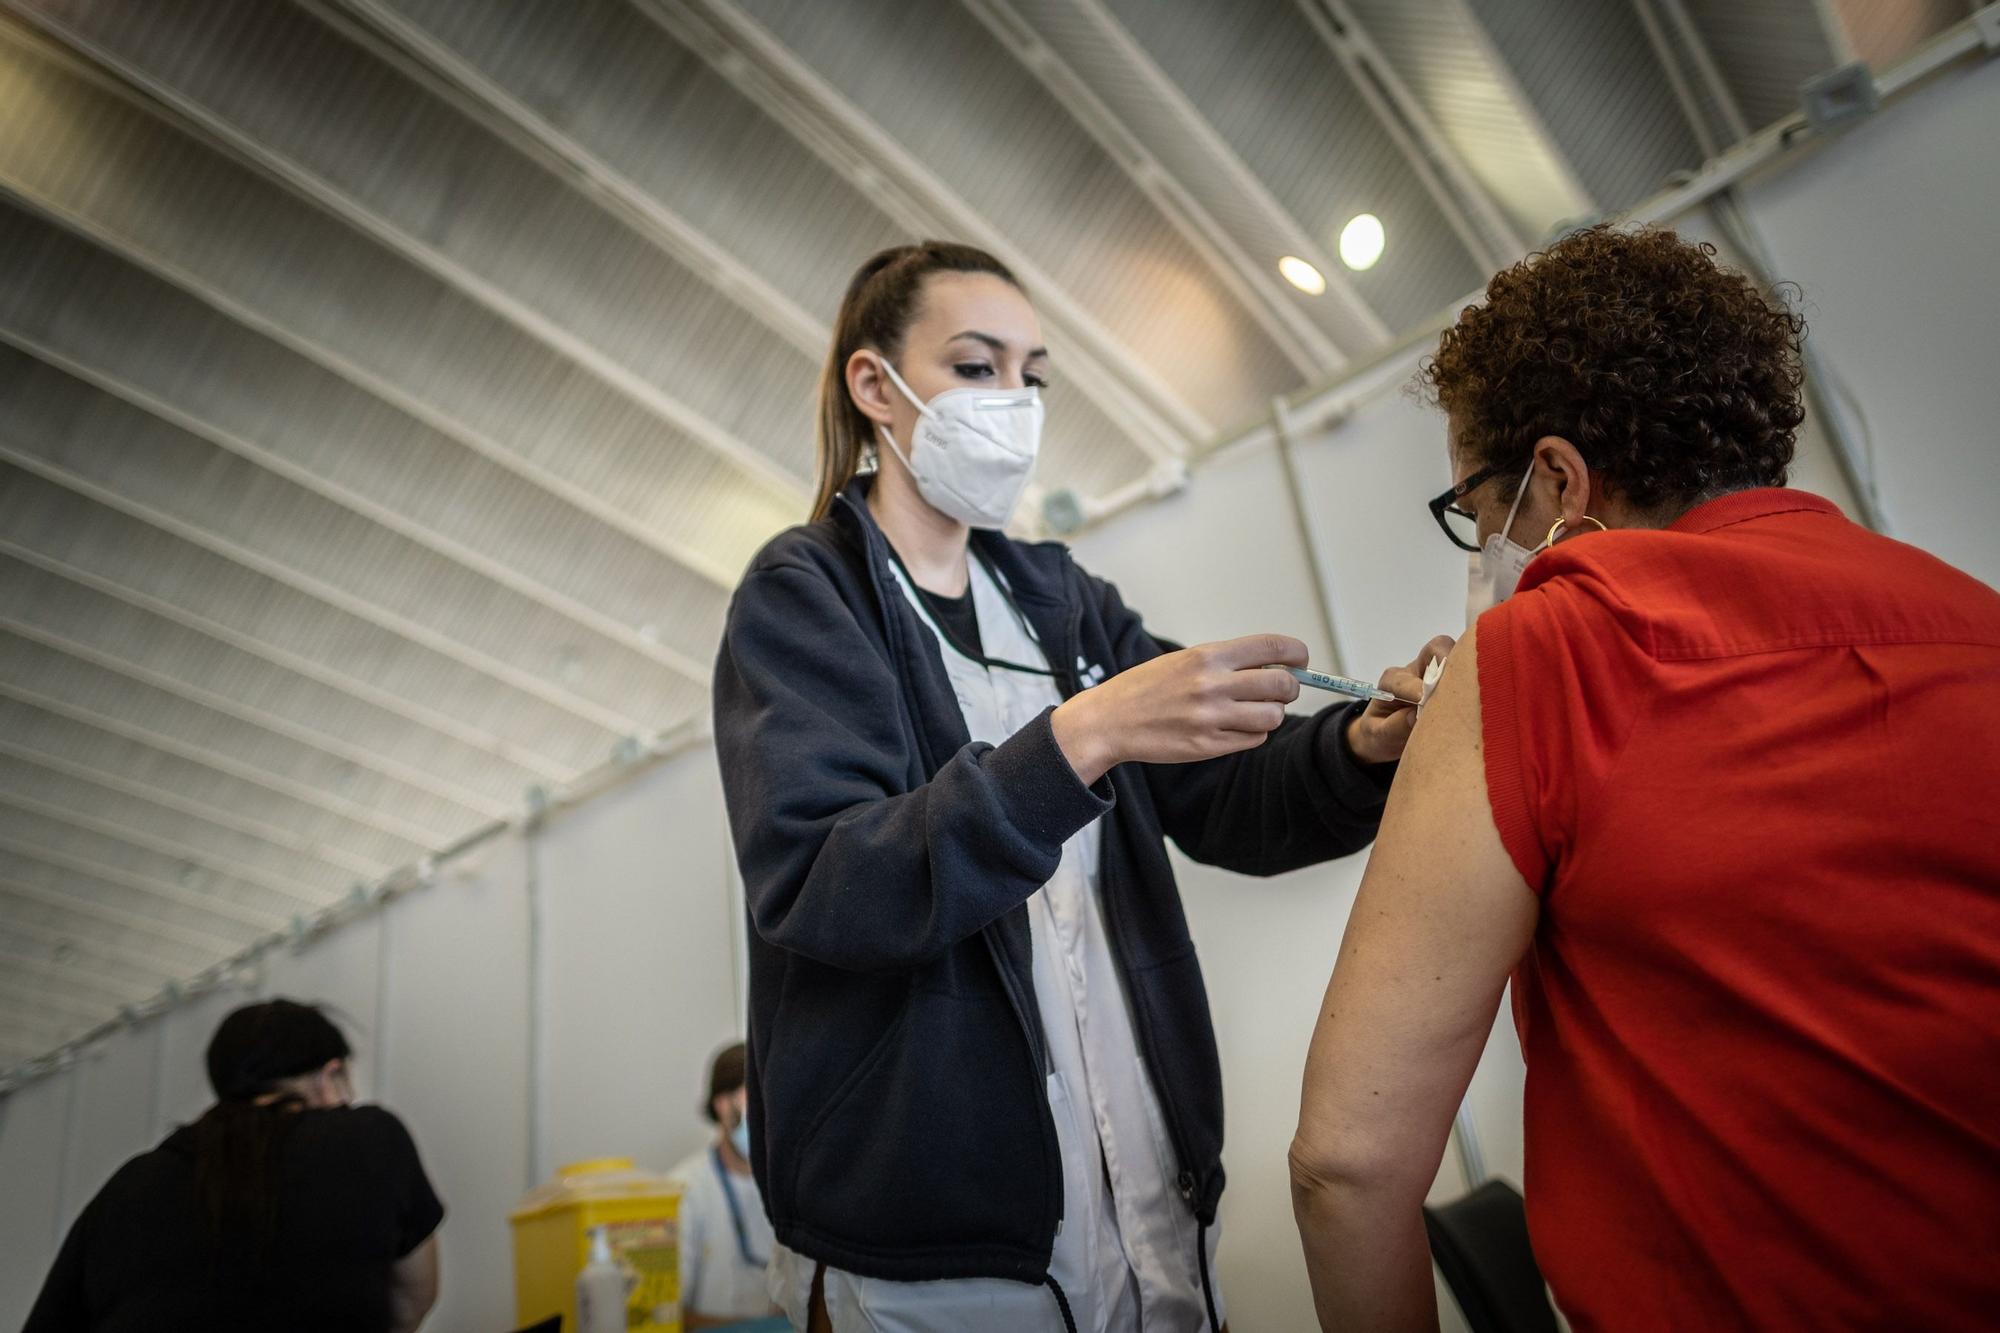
[948,330,1049,359]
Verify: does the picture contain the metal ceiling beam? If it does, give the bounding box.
[0,737,386,881]
[0,264,714,692]
[0,23,756,597]
[0,616,512,822]
[0,446,643,741]
[637,0,1204,462]
[1439,0,1598,219]
[960,0,1345,380]
[1630,0,1724,158]
[0,677,445,852]
[0,878,256,956]
[1655,0,1753,143]
[319,0,828,362]
[0,541,571,783]
[0,3,815,513]
[0,791,328,909]
[0,837,297,935]
[1296,0,1529,269]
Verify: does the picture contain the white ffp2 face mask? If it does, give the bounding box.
[873,356,1044,530]
[1465,461,1540,626]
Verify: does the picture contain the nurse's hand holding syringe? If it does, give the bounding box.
[1310,636,1457,766]
[1048,633,1456,784]
[1051,634,1315,785]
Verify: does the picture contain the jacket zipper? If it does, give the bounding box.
[1057,558,1211,1224]
[846,494,1066,1254]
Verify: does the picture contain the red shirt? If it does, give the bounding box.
[1479,489,2000,1331]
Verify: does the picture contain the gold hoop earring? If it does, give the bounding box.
[1538,514,1608,551]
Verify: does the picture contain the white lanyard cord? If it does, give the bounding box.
[888,546,1056,680]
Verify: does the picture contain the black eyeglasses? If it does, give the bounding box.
[1428,463,1507,553]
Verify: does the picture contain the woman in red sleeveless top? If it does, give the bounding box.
[1289,225,2000,1332]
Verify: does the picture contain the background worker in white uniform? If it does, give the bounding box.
[670,1042,780,1330]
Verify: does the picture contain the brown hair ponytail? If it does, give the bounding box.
[812,241,1023,520]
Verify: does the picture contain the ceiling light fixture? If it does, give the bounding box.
[1278,255,1326,295]
[1339,213,1385,270]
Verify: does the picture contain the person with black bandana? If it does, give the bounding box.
[23,998,444,1333]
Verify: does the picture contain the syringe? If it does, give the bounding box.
[1278,665,1418,708]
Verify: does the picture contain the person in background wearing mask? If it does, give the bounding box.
[25,998,444,1333]
[713,239,1447,1333]
[1289,225,2000,1331]
[669,1042,780,1329]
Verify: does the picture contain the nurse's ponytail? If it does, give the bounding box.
[813,241,1022,521]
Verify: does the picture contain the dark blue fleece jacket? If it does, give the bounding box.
[712,477,1393,1287]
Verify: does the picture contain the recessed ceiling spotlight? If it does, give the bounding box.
[1339,213,1385,271]
[1278,255,1326,295]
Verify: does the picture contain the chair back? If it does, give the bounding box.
[1424,1179,1560,1333]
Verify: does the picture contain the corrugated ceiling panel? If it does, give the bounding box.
[0,561,546,810]
[0,633,483,845]
[0,754,351,901]
[374,0,898,329]
[0,695,423,870]
[0,220,720,716]
[0,805,313,923]
[14,0,824,487]
[0,202,732,681]
[0,906,214,989]
[736,0,1304,440]
[1345,0,1594,239]
[1680,0,1835,133]
[0,31,803,575]
[370,1,1165,501]
[1463,0,1704,214]
[0,473,614,775]
[1102,0,1487,332]
[0,844,271,952]
[0,226,732,692]
[0,343,707,737]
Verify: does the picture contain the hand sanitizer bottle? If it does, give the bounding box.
[576,1225,634,1333]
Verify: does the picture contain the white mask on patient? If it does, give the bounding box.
[1464,462,1539,626]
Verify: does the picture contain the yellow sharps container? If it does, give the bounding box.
[511,1156,684,1332]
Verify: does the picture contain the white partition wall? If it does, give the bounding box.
[0,1065,71,1326]
[60,1023,159,1237]
[1068,444,1339,665]
[1737,61,2000,585]
[382,837,532,1333]
[534,744,741,1184]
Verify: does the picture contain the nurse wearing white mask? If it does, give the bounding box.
[713,241,1443,1333]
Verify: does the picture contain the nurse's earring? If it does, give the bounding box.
[1538,514,1609,551]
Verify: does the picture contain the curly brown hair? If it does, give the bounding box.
[1419,224,1806,510]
